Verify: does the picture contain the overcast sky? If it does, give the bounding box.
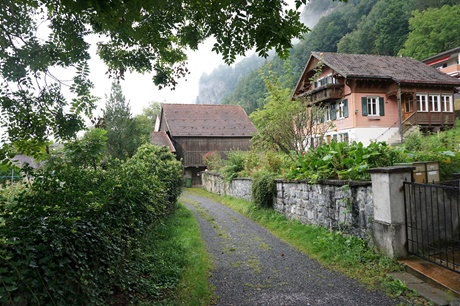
[87,38,241,117]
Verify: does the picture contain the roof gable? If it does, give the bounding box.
[161,104,257,137]
[150,131,176,152]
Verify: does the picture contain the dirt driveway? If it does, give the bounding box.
[181,191,401,306]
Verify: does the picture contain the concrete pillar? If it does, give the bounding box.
[368,166,414,259]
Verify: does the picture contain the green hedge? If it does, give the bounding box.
[0,144,182,305]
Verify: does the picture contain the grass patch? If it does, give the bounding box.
[184,188,428,303]
[141,202,214,305]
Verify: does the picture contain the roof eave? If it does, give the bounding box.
[398,80,460,86]
[292,53,317,98]
[422,46,460,63]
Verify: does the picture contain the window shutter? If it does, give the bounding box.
[361,97,368,116]
[330,102,336,120]
[379,97,385,116]
[343,99,348,118]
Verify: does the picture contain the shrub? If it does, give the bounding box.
[222,150,245,181]
[403,127,424,151]
[252,172,276,209]
[202,151,224,171]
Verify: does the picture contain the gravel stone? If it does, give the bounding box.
[181,191,401,306]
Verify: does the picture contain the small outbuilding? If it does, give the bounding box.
[152,103,257,185]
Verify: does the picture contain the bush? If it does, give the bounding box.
[288,141,402,181]
[222,150,246,181]
[202,151,224,172]
[252,172,276,209]
[0,144,183,305]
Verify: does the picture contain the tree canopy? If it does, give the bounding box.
[337,0,416,55]
[398,4,460,59]
[1,0,337,158]
[250,65,332,159]
[103,82,150,159]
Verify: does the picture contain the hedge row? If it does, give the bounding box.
[0,144,183,305]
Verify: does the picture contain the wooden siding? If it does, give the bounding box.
[174,137,252,167]
[300,84,344,104]
[403,111,455,133]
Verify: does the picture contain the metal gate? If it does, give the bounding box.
[403,181,460,274]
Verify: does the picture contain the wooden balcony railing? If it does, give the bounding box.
[402,111,455,133]
[297,84,344,104]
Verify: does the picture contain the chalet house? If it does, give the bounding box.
[152,104,257,185]
[293,52,460,146]
[423,46,460,79]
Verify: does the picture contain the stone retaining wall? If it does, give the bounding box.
[201,172,373,238]
[201,171,253,202]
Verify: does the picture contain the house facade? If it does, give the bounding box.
[293,52,460,146]
[423,46,460,79]
[152,104,257,185]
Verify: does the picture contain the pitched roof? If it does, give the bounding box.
[161,104,257,137]
[422,46,460,64]
[309,52,460,85]
[150,131,176,152]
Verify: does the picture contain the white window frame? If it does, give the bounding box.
[416,94,428,112]
[429,94,441,112]
[367,97,379,116]
[324,105,331,122]
[338,132,349,144]
[441,95,453,112]
[337,101,345,119]
[405,99,412,112]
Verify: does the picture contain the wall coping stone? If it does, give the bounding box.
[368,166,415,174]
[274,178,371,187]
[203,171,253,181]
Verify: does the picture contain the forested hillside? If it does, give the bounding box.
[195,54,266,105]
[196,0,460,114]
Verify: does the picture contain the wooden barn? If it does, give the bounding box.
[152,104,257,185]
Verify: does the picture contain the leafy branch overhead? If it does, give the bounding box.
[0,0,345,156]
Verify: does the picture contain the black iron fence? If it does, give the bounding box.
[403,181,460,274]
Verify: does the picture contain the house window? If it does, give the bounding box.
[311,108,323,125]
[362,97,385,116]
[429,95,441,112]
[441,95,453,112]
[331,99,348,120]
[405,99,412,112]
[338,133,349,144]
[416,94,428,112]
[367,97,378,116]
[324,105,331,122]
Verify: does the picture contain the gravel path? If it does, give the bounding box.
[181,191,400,306]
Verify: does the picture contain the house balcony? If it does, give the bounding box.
[402,111,455,133]
[297,84,344,104]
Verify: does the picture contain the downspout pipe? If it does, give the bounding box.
[397,82,403,143]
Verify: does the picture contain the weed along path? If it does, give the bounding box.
[180,190,400,306]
